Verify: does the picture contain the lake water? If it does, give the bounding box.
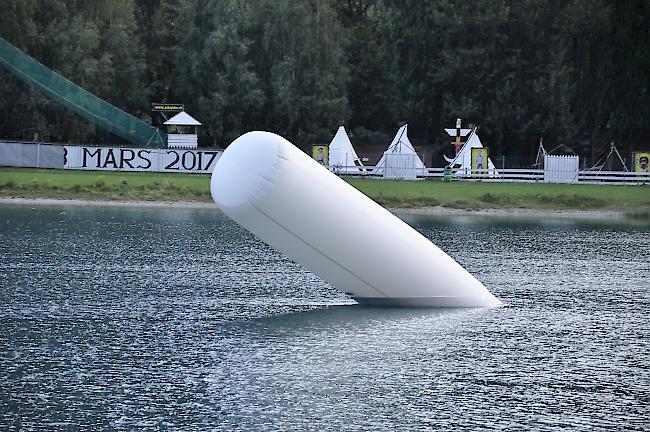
[1,204,648,431]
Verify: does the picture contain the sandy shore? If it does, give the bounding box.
[0,197,216,209]
[0,196,626,220]
[392,206,624,220]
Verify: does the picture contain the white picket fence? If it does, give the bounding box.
[543,155,579,183]
[331,165,650,184]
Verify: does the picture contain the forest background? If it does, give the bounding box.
[0,0,648,166]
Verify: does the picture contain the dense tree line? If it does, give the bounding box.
[0,0,648,160]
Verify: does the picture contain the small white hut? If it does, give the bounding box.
[164,111,202,149]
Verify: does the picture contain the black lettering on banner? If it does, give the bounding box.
[165,151,180,170]
[102,149,118,168]
[82,147,102,168]
[201,152,219,171]
[120,149,136,169]
[137,150,152,169]
[182,151,196,171]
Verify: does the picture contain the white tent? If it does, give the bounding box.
[328,126,365,174]
[373,124,426,179]
[444,127,497,177]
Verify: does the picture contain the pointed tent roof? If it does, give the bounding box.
[164,111,202,126]
[374,124,426,175]
[444,127,497,174]
[328,126,365,173]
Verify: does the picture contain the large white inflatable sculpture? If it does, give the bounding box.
[211,131,501,307]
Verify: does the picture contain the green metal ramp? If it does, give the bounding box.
[0,37,166,147]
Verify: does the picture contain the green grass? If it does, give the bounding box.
[1,168,649,212]
[346,177,650,211]
[0,168,212,201]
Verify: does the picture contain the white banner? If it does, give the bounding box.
[64,146,222,173]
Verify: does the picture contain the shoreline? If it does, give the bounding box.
[0,196,626,219]
[392,206,624,220]
[0,197,216,209]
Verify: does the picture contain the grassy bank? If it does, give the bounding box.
[0,168,212,202]
[347,178,650,211]
[1,168,649,215]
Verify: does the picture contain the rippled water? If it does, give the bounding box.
[1,204,649,431]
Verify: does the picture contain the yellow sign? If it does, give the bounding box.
[151,103,184,112]
[634,152,650,173]
[471,147,488,173]
[312,145,328,166]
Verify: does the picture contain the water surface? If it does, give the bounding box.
[1,205,648,430]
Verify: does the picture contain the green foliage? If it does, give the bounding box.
[332,0,394,133]
[174,0,262,146]
[0,0,648,157]
[171,0,349,147]
[0,0,147,143]
[378,0,585,152]
[251,0,349,147]
[134,0,187,102]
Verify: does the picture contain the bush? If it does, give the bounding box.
[479,192,513,206]
[442,198,477,209]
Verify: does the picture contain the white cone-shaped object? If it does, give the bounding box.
[328,126,364,173]
[374,124,427,177]
[211,131,501,307]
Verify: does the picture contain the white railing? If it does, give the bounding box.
[331,165,650,184]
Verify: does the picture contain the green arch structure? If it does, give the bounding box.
[0,37,166,147]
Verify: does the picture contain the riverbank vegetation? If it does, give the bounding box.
[2,169,649,217]
[0,168,212,202]
[346,178,650,212]
[1,1,648,160]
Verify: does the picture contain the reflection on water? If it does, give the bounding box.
[1,205,648,430]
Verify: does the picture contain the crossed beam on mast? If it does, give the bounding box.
[444,118,472,155]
